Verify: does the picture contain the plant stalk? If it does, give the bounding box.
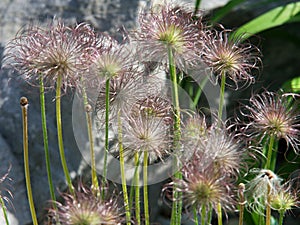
[135,152,141,225]
[218,72,226,123]
[118,110,131,225]
[102,78,110,198]
[0,196,10,225]
[168,47,182,225]
[21,97,38,225]
[217,202,223,225]
[265,184,271,225]
[265,135,275,170]
[143,151,149,225]
[55,76,74,195]
[39,76,56,207]
[278,210,285,225]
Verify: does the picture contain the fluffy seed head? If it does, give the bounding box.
[245,169,282,214]
[121,95,173,163]
[88,36,136,84]
[270,180,299,213]
[202,28,260,89]
[165,155,236,217]
[4,21,97,90]
[49,185,123,225]
[133,2,203,70]
[241,91,300,154]
[199,126,244,176]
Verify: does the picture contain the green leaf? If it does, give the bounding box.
[210,0,246,23]
[282,76,300,93]
[233,2,300,40]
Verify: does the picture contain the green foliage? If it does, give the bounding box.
[282,76,300,93]
[234,2,300,40]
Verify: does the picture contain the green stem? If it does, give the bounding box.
[55,76,74,195]
[118,111,131,225]
[265,135,275,170]
[278,210,285,225]
[194,0,202,15]
[134,152,141,225]
[192,206,198,225]
[266,184,271,225]
[81,78,99,196]
[21,97,38,225]
[217,202,222,225]
[0,196,10,225]
[168,47,182,225]
[143,151,149,225]
[207,205,213,225]
[218,72,226,123]
[129,156,140,211]
[102,78,110,198]
[85,105,99,194]
[200,205,205,225]
[193,75,209,109]
[39,77,56,207]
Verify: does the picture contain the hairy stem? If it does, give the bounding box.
[278,210,285,225]
[85,104,99,195]
[218,72,226,123]
[118,110,131,225]
[39,77,56,207]
[168,47,182,225]
[200,205,205,225]
[21,97,38,225]
[265,184,271,225]
[265,135,276,170]
[217,202,223,225]
[56,76,74,195]
[102,78,110,195]
[135,152,141,225]
[143,151,149,225]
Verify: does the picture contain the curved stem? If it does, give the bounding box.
[102,78,110,198]
[21,97,38,225]
[217,202,222,225]
[39,76,56,207]
[168,47,182,225]
[143,151,149,225]
[56,76,74,195]
[118,111,131,225]
[218,72,226,123]
[0,196,10,225]
[193,75,209,108]
[135,152,141,225]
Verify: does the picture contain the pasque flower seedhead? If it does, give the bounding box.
[241,91,300,154]
[49,185,123,225]
[164,154,236,216]
[133,2,203,71]
[202,28,261,89]
[4,21,97,91]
